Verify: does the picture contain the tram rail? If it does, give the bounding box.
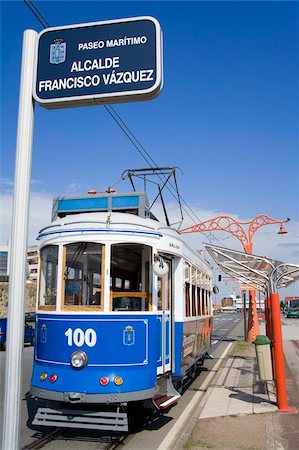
[22,428,130,450]
[22,428,65,450]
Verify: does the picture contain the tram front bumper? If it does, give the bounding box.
[30,384,157,404]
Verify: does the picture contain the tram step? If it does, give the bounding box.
[153,394,180,410]
[32,407,128,431]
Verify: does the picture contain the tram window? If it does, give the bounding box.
[110,243,152,311]
[185,282,191,317]
[202,288,206,315]
[207,291,211,314]
[112,294,149,311]
[157,278,162,310]
[115,278,122,289]
[197,286,201,316]
[39,246,58,307]
[206,290,209,314]
[63,242,103,308]
[191,285,196,316]
[185,263,190,282]
[157,267,171,311]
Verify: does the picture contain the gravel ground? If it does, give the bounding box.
[179,341,298,450]
[182,412,285,450]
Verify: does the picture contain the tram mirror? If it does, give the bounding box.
[153,257,169,277]
[213,286,219,294]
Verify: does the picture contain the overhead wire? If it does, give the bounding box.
[105,105,224,245]
[24,0,51,28]
[23,0,225,247]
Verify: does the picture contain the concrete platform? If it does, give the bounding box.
[199,356,277,419]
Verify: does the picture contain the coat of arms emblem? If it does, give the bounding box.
[50,39,66,64]
[123,325,135,346]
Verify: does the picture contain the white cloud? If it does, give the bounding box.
[64,182,92,195]
[0,191,53,245]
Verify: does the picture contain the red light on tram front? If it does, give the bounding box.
[99,376,109,386]
[49,374,58,383]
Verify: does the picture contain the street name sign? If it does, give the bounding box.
[33,16,163,109]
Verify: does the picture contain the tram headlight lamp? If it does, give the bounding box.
[70,350,88,369]
[153,256,169,277]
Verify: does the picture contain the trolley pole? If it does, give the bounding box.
[2,29,37,450]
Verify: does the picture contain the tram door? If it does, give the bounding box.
[157,258,172,374]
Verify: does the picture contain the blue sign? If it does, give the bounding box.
[33,17,163,109]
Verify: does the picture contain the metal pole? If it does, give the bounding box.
[247,288,259,341]
[258,290,261,313]
[243,291,247,340]
[2,29,37,450]
[265,295,272,340]
[270,292,294,412]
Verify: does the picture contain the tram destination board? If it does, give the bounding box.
[33,16,163,109]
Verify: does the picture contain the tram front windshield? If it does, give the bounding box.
[38,242,152,312]
[64,242,103,307]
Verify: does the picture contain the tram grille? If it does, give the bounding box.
[32,407,128,431]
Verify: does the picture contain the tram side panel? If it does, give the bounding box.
[172,256,213,378]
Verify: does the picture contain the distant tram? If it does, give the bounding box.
[29,190,213,431]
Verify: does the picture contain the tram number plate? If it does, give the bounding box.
[65,327,97,347]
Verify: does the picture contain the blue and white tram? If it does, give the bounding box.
[29,191,213,431]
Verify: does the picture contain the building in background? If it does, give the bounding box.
[0,244,10,277]
[27,245,38,282]
[221,296,237,312]
[221,294,265,312]
[285,296,299,308]
[0,243,38,282]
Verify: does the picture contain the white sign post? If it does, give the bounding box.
[2,29,37,450]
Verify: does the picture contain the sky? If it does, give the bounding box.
[0,0,298,299]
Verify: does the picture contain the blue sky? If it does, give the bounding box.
[1,1,298,297]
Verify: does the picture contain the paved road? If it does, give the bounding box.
[212,311,245,342]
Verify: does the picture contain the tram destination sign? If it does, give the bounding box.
[33,16,163,109]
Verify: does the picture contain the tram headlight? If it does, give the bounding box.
[70,350,88,369]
